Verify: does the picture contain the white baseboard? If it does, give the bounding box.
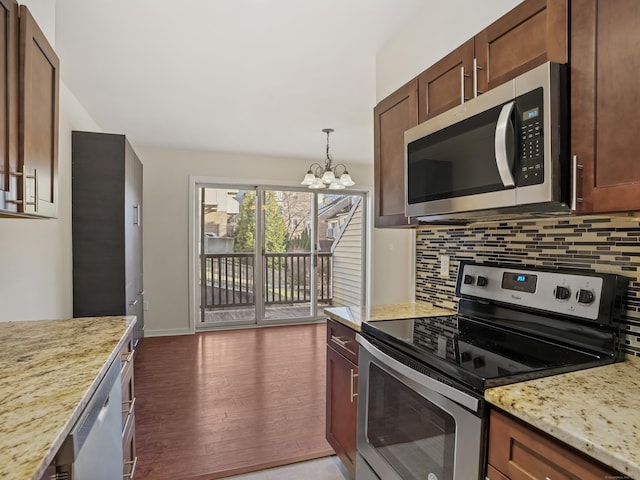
[144,327,193,337]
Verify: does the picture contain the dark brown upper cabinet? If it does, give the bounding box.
[0,4,59,218]
[571,0,640,214]
[374,0,568,227]
[374,79,419,227]
[417,40,474,123]
[0,0,19,214]
[18,5,59,218]
[417,0,568,124]
[475,0,568,93]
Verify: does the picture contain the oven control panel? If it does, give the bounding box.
[457,263,605,320]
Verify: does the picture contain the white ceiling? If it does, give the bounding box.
[55,0,429,166]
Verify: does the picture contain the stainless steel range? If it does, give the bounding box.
[355,262,627,480]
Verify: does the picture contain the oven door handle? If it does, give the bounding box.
[357,334,481,413]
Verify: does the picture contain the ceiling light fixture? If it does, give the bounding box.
[301,128,355,190]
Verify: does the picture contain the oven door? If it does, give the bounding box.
[356,335,485,480]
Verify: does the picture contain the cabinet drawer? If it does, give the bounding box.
[326,318,358,363]
[121,360,134,427]
[122,408,137,479]
[488,409,620,480]
[485,464,509,480]
[120,333,135,428]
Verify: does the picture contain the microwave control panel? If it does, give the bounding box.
[516,87,544,187]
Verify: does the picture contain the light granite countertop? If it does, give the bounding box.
[324,301,455,331]
[485,355,640,479]
[0,316,136,480]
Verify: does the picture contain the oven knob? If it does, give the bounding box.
[461,351,472,362]
[577,289,595,304]
[554,286,571,300]
[463,274,474,285]
[476,276,488,287]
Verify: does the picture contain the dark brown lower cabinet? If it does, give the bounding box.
[326,319,359,477]
[487,409,622,480]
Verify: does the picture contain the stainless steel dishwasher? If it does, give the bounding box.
[51,356,123,479]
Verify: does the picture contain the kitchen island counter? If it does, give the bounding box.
[485,355,640,479]
[0,316,136,480]
[324,301,455,332]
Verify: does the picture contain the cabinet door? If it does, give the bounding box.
[133,152,144,344]
[486,465,509,480]
[18,5,59,218]
[374,79,418,228]
[475,0,568,93]
[125,141,144,346]
[125,141,140,333]
[571,0,640,213]
[417,39,474,123]
[488,409,620,480]
[0,0,18,214]
[326,345,358,476]
[122,402,137,479]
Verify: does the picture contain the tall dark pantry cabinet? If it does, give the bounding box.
[71,132,144,349]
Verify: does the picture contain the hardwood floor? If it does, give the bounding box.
[134,323,334,480]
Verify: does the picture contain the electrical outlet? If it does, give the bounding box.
[143,301,149,312]
[439,255,450,278]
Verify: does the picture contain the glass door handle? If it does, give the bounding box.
[495,101,516,188]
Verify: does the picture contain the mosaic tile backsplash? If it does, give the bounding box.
[415,215,640,356]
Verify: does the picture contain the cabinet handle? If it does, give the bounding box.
[129,299,139,306]
[122,397,136,416]
[7,169,37,212]
[121,350,134,364]
[460,66,471,103]
[133,205,140,225]
[571,155,584,211]
[31,169,38,213]
[350,369,358,403]
[473,58,483,97]
[123,456,138,479]
[330,335,356,356]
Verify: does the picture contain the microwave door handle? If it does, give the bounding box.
[495,101,516,187]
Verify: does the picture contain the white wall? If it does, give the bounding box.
[138,146,375,335]
[371,0,524,305]
[0,2,103,322]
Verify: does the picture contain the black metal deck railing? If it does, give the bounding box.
[202,252,332,308]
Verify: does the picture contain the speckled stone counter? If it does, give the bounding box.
[485,356,640,479]
[324,301,455,331]
[0,316,136,480]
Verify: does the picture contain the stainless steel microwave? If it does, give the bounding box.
[405,62,570,222]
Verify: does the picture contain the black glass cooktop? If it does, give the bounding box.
[360,313,616,392]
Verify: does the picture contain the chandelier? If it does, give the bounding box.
[300,128,355,190]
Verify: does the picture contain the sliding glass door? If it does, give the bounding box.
[196,184,365,329]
